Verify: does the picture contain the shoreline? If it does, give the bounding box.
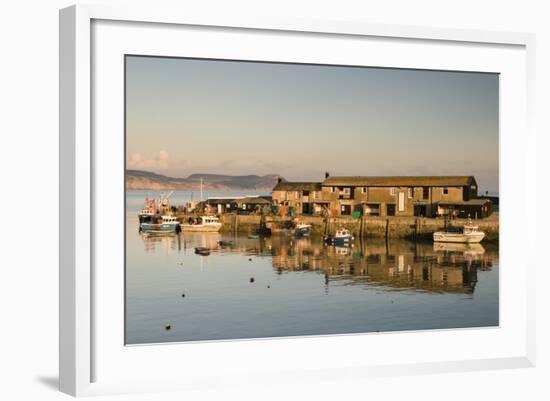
[174,213,499,242]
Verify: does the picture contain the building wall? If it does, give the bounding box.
[277,184,475,217]
[430,186,464,203]
[322,185,417,217]
[273,189,324,215]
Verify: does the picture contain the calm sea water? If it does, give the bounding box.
[125,190,499,344]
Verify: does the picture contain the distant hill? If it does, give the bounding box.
[126,170,284,191]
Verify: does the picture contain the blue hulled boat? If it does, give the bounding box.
[140,215,181,233]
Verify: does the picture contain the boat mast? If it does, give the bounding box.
[200,177,203,201]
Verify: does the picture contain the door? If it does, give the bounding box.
[387,204,396,216]
[398,192,405,212]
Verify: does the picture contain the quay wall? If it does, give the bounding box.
[177,213,499,242]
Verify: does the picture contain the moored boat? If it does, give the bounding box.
[295,223,312,237]
[181,216,222,232]
[194,247,211,256]
[433,221,485,243]
[324,228,354,246]
[138,197,157,223]
[140,215,181,233]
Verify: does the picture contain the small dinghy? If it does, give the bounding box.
[194,247,211,256]
[217,240,233,247]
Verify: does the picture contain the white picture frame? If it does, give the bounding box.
[59,4,536,397]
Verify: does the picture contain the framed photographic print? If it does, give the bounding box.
[59,4,536,397]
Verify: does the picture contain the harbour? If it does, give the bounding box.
[126,190,499,344]
[122,56,501,345]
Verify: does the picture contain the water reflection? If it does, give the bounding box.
[139,232,495,296]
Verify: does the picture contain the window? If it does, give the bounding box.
[408,188,413,198]
[362,187,367,194]
[331,186,335,193]
[390,187,396,196]
[343,187,350,194]
[423,187,430,200]
[443,187,449,195]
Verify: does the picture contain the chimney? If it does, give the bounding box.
[277,176,282,184]
[325,171,330,179]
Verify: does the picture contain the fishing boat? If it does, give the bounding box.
[181,216,222,232]
[138,207,155,223]
[324,228,354,245]
[433,221,485,243]
[295,223,312,238]
[138,197,157,223]
[138,192,174,223]
[140,215,181,233]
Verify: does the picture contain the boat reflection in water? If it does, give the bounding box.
[138,232,494,296]
[139,231,182,253]
[129,229,498,344]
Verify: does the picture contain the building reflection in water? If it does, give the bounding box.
[269,237,494,295]
[139,232,495,295]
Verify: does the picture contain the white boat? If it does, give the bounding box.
[324,228,354,245]
[295,223,312,237]
[433,222,485,243]
[181,216,222,232]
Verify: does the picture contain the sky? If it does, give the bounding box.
[126,56,499,193]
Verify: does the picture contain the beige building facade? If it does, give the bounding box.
[273,174,489,218]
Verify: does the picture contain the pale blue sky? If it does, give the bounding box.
[126,56,499,193]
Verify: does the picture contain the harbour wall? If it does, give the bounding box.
[177,213,499,242]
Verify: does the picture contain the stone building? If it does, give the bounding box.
[272,173,491,218]
[271,179,324,215]
[321,175,480,217]
[322,174,477,216]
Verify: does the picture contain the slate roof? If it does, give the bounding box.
[322,176,476,187]
[272,182,322,191]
